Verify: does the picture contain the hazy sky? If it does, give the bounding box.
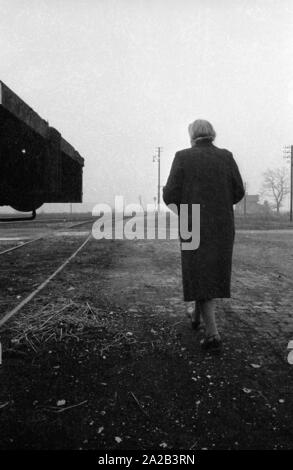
[1,0,293,209]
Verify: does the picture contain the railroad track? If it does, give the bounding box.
[0,214,123,336]
[0,233,92,330]
[0,218,95,256]
[0,220,95,361]
[0,218,95,327]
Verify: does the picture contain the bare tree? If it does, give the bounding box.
[261,167,290,214]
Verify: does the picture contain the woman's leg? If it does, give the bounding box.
[198,299,220,339]
[186,302,201,321]
[192,301,201,323]
[186,301,195,318]
[186,301,201,328]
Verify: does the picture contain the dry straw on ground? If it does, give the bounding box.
[3,300,132,354]
[3,299,182,356]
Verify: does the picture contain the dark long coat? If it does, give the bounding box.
[163,139,245,301]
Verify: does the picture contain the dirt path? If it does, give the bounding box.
[0,234,293,450]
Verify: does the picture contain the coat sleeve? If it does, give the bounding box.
[163,152,184,210]
[229,154,245,204]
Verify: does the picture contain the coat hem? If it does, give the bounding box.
[183,294,231,302]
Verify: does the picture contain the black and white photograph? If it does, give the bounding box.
[0,0,293,457]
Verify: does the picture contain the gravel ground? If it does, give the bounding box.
[0,228,293,450]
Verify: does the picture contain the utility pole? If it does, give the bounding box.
[283,145,293,222]
[153,147,162,212]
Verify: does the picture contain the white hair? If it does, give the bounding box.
[188,119,216,146]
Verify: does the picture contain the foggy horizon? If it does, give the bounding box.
[1,0,293,211]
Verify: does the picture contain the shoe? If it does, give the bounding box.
[200,335,222,352]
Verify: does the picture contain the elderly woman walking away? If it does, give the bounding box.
[163,119,245,351]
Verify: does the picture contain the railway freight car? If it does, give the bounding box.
[0,80,84,219]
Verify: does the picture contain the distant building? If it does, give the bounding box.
[234,194,271,215]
